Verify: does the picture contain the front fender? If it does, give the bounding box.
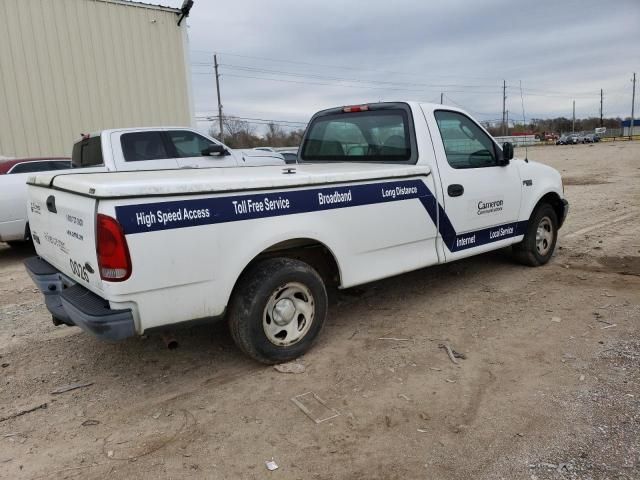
[517,160,565,221]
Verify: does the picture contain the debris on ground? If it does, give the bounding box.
[50,382,93,395]
[81,419,100,426]
[551,316,562,323]
[438,343,466,364]
[0,403,47,423]
[291,392,340,424]
[265,458,278,471]
[274,361,306,374]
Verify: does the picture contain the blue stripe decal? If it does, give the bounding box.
[114,179,526,252]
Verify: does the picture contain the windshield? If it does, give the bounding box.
[300,109,412,162]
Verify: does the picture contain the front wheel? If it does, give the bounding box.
[228,257,328,364]
[513,204,558,266]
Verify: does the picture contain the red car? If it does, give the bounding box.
[0,157,71,175]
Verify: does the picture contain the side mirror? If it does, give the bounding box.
[201,144,228,156]
[500,142,514,165]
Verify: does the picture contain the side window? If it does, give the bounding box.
[166,130,215,158]
[120,132,170,162]
[9,161,50,174]
[434,110,498,169]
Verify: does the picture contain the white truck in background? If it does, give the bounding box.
[71,127,285,170]
[0,128,283,247]
[25,102,568,364]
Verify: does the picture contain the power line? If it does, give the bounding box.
[192,64,503,92]
[190,49,504,82]
[442,94,501,117]
[195,115,308,127]
[208,63,503,90]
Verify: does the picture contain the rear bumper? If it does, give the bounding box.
[24,256,136,341]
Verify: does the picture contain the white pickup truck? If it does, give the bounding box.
[25,102,568,363]
[71,127,284,170]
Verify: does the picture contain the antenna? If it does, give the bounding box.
[519,80,528,162]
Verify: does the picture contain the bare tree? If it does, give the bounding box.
[223,116,255,139]
[265,122,286,147]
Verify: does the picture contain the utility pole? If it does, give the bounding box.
[440,92,443,104]
[631,73,636,139]
[502,80,507,136]
[600,89,603,127]
[572,100,575,133]
[214,54,224,141]
[506,110,509,135]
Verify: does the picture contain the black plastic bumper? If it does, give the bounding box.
[24,256,136,341]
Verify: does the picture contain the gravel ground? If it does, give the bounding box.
[0,141,639,479]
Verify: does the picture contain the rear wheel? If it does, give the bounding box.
[228,257,328,364]
[513,204,558,266]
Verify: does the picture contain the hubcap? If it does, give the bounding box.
[263,282,315,346]
[535,216,554,256]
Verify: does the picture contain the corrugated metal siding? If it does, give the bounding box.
[0,0,193,157]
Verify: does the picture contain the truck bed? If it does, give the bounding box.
[29,163,431,198]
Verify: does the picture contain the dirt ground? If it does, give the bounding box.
[1,141,639,480]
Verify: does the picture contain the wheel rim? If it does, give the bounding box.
[535,216,554,256]
[263,282,315,346]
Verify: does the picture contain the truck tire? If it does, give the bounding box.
[228,257,328,364]
[513,203,558,266]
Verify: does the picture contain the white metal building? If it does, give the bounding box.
[0,0,194,158]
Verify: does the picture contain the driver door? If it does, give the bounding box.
[429,110,522,261]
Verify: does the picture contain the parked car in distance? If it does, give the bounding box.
[556,134,578,145]
[281,152,298,164]
[0,157,71,246]
[584,133,600,143]
[564,134,580,145]
[71,128,285,171]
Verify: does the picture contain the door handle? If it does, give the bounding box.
[447,184,464,197]
[46,195,57,213]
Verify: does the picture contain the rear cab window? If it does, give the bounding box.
[300,103,417,163]
[72,137,103,168]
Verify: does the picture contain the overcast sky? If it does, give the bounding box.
[164,0,639,131]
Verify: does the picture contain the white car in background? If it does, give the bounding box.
[0,157,71,246]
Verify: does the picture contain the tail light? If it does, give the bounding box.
[343,105,369,113]
[96,214,131,281]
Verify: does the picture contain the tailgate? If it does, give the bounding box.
[27,184,103,294]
